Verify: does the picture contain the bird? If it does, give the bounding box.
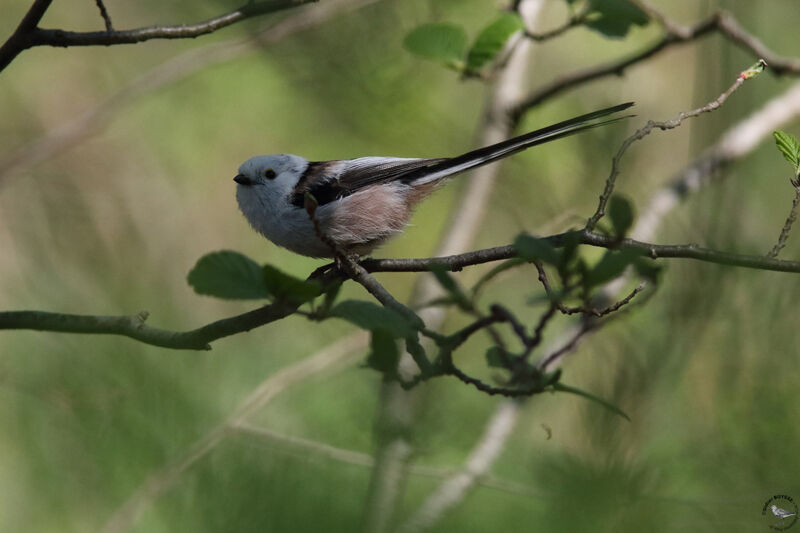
[234,102,634,259]
[772,504,796,520]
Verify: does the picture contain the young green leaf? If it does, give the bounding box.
[584,0,649,38]
[403,23,468,71]
[608,195,634,238]
[262,265,322,304]
[551,382,630,420]
[330,300,415,338]
[739,59,767,80]
[514,234,562,265]
[187,250,271,300]
[773,130,800,174]
[465,13,524,72]
[366,329,400,375]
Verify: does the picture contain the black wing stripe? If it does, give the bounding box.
[289,102,633,207]
[290,157,447,207]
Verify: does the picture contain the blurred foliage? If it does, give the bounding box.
[1,0,800,532]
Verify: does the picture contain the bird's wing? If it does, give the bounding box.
[290,157,447,207]
[290,102,634,208]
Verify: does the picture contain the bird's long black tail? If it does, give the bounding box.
[403,102,634,185]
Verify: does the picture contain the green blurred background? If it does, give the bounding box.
[1,0,799,531]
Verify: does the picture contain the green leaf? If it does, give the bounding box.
[552,382,630,420]
[466,13,524,71]
[403,23,468,71]
[608,195,634,238]
[514,234,562,265]
[431,266,471,310]
[187,250,271,300]
[262,265,322,304]
[366,330,400,375]
[773,130,800,173]
[330,300,415,338]
[485,346,508,369]
[318,280,343,315]
[544,368,563,387]
[584,0,649,38]
[585,249,638,287]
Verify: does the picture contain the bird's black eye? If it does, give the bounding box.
[264,168,277,180]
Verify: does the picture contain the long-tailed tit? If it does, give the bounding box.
[234,102,633,258]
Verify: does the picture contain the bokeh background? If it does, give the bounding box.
[1,0,799,531]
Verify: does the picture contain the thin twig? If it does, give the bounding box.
[523,5,587,41]
[768,185,800,258]
[537,321,596,371]
[94,0,114,32]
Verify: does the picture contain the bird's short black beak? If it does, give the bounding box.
[234,174,253,186]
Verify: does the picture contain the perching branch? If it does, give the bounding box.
[4,229,800,351]
[0,0,316,73]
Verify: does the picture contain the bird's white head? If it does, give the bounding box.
[234,154,308,197]
[234,153,311,245]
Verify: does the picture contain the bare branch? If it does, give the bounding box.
[510,17,718,121]
[0,0,53,72]
[634,81,800,243]
[585,69,755,231]
[0,0,316,73]
[511,7,800,121]
[633,1,800,75]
